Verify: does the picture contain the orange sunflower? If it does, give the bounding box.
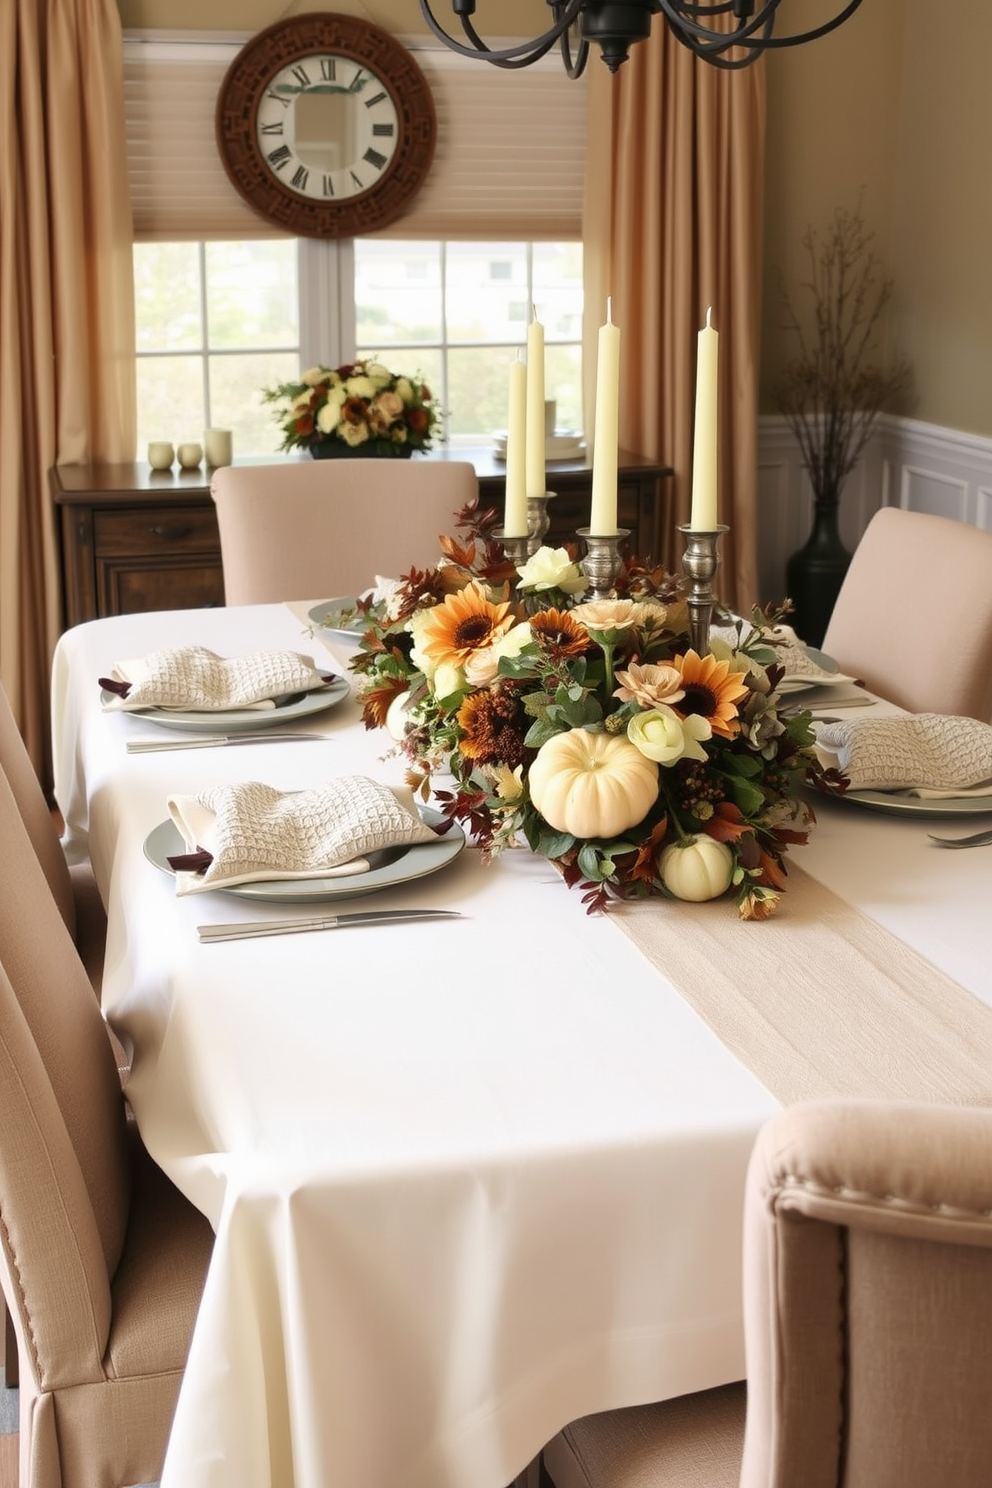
[419,583,515,669]
[670,649,749,739]
[529,608,591,659]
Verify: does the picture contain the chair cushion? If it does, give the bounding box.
[107,1125,213,1377]
[543,1383,745,1488]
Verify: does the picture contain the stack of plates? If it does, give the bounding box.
[492,431,587,462]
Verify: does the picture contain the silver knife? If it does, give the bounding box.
[197,908,464,942]
[127,732,329,752]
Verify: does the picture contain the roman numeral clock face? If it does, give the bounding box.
[216,15,436,238]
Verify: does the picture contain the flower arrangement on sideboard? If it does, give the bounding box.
[263,359,439,457]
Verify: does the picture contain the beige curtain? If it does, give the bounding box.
[583,24,765,612]
[0,0,135,776]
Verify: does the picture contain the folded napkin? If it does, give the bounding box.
[814,713,992,796]
[165,776,438,895]
[711,622,856,689]
[100,645,333,713]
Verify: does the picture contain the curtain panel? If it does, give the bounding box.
[0,0,135,775]
[582,27,765,611]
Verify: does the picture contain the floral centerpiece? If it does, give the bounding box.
[346,510,835,919]
[262,359,439,458]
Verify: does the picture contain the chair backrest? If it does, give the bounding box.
[211,457,480,605]
[0,768,129,1385]
[822,506,992,718]
[740,1099,992,1488]
[546,1098,992,1488]
[0,680,75,933]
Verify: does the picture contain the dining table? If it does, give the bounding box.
[50,600,992,1488]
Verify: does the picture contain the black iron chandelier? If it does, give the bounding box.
[417,1,864,77]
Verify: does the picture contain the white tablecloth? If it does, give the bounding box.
[50,604,992,1488]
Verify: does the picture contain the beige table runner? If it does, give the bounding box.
[608,864,992,1106]
[287,599,992,1106]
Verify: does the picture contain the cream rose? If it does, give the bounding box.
[627,706,711,765]
[516,546,587,596]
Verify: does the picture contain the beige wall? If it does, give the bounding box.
[117,0,992,438]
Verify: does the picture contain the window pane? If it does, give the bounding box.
[134,243,202,352]
[445,243,528,344]
[205,241,299,349]
[213,351,302,457]
[545,344,584,436]
[533,242,584,341]
[445,346,524,442]
[136,355,205,457]
[355,240,442,346]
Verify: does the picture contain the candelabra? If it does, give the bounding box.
[577,528,630,602]
[494,529,530,570]
[527,492,556,556]
[679,524,728,656]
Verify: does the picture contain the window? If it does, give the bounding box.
[134,239,300,459]
[134,238,583,457]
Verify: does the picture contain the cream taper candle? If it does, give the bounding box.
[526,308,546,499]
[503,353,528,537]
[589,300,620,536]
[690,307,719,530]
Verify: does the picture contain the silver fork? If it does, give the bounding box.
[926,828,992,848]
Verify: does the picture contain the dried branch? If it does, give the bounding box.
[774,206,911,503]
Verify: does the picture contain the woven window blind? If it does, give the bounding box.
[124,35,587,243]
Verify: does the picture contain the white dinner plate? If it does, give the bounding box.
[103,678,350,734]
[835,789,992,818]
[142,807,466,902]
[308,598,370,643]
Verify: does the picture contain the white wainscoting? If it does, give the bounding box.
[755,414,992,607]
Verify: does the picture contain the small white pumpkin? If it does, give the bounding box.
[528,728,659,839]
[384,689,412,742]
[659,836,734,902]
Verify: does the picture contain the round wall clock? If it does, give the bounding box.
[216,13,437,239]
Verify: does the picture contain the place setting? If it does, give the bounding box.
[140,773,467,939]
[98,642,350,748]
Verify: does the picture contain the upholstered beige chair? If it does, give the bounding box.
[822,505,992,718]
[544,1098,992,1488]
[211,457,480,605]
[0,766,213,1488]
[0,680,106,993]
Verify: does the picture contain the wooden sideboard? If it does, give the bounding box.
[51,449,672,626]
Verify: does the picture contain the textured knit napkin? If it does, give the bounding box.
[711,622,856,691]
[100,645,332,712]
[165,776,438,895]
[814,713,992,796]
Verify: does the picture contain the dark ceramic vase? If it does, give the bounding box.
[310,441,414,460]
[785,496,851,648]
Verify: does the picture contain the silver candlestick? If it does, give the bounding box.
[577,528,630,602]
[679,524,728,656]
[527,491,556,555]
[494,529,531,569]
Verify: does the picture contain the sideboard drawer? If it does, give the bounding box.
[93,505,220,556]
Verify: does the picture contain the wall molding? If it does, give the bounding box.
[756,414,992,605]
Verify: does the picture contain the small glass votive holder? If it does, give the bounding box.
[147,441,174,471]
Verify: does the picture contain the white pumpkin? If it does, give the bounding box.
[384,690,412,742]
[659,836,734,902]
[528,728,659,839]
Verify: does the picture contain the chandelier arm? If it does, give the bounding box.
[657,0,863,58]
[743,0,865,50]
[655,0,780,52]
[417,0,586,65]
